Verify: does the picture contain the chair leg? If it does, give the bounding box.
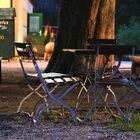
[82,87,104,123]
[76,79,88,108]
[75,85,95,111]
[17,84,47,116]
[102,93,115,116]
[106,86,127,121]
[28,84,44,99]
[130,80,140,94]
[103,91,121,117]
[17,91,34,114]
[33,83,78,124]
[32,84,65,117]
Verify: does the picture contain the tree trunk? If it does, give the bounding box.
[87,0,116,68]
[45,0,91,73]
[97,0,116,68]
[45,0,116,73]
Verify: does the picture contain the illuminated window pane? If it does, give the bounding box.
[0,0,11,8]
[29,16,40,32]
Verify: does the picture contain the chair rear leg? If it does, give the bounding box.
[107,86,127,122]
[76,79,88,108]
[17,91,34,114]
[82,87,104,123]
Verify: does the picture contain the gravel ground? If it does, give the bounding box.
[0,113,139,140]
[0,60,140,139]
[1,59,47,83]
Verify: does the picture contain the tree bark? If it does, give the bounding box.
[45,0,91,73]
[45,0,116,73]
[87,0,116,68]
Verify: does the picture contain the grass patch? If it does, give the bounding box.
[106,113,140,132]
[13,115,22,123]
[130,113,140,132]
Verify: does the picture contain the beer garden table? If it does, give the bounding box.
[63,46,140,124]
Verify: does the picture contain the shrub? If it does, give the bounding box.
[116,17,140,50]
[27,34,46,45]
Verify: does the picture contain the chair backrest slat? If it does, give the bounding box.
[15,42,32,57]
[87,38,116,49]
[96,45,136,55]
[17,50,30,57]
[88,38,116,45]
[14,42,35,82]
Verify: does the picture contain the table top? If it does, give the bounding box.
[63,48,95,55]
[63,45,140,55]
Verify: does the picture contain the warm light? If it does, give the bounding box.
[0,0,11,8]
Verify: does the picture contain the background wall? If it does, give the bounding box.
[13,0,33,42]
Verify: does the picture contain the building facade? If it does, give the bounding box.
[0,0,33,58]
[13,0,33,42]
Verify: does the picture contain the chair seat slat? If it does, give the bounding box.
[27,72,68,78]
[45,79,55,84]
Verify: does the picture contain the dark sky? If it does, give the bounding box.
[32,0,60,25]
[33,0,59,13]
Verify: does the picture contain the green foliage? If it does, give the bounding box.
[27,35,46,45]
[13,115,22,123]
[116,0,140,26]
[130,113,140,132]
[40,115,46,123]
[107,113,140,132]
[49,113,59,123]
[116,17,140,50]
[107,117,132,131]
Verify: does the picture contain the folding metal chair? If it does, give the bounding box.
[14,42,45,115]
[75,39,116,108]
[76,44,140,124]
[15,42,82,124]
